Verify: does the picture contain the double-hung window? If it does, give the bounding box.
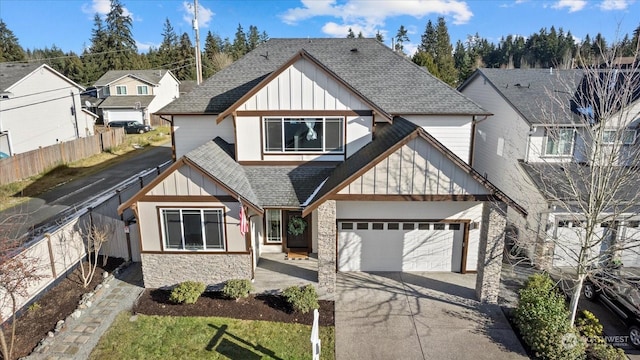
[264,117,344,153]
[544,128,574,156]
[161,208,225,251]
[137,85,149,95]
[603,129,637,145]
[115,85,127,95]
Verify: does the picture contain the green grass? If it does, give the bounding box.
[90,312,335,360]
[0,126,170,212]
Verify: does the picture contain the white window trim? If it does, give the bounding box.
[603,129,637,145]
[542,128,575,157]
[265,209,282,243]
[137,85,149,95]
[159,208,226,252]
[115,85,127,95]
[263,116,345,154]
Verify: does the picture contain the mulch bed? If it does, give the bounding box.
[9,258,124,359]
[134,289,335,327]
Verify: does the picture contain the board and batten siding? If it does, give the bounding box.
[336,201,483,271]
[402,115,473,163]
[338,137,490,196]
[147,164,231,197]
[173,115,234,159]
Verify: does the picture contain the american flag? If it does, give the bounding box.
[239,205,249,236]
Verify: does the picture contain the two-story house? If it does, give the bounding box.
[94,69,180,126]
[0,63,98,155]
[118,38,525,303]
[459,68,640,269]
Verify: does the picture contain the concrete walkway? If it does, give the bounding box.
[335,272,528,360]
[26,263,144,360]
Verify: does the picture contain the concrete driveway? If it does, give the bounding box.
[335,272,528,360]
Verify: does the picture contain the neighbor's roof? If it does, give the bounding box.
[94,69,173,87]
[157,38,488,116]
[461,68,585,125]
[98,95,155,109]
[0,63,84,92]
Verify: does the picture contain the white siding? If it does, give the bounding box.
[1,66,85,154]
[148,164,230,197]
[236,116,261,161]
[148,72,180,117]
[346,115,372,157]
[403,115,473,163]
[174,115,234,158]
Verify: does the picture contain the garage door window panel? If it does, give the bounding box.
[433,223,446,230]
[357,223,369,230]
[372,223,384,230]
[388,223,399,230]
[341,222,353,230]
[403,223,415,230]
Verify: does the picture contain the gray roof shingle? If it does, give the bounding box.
[158,38,488,116]
[94,69,170,87]
[98,95,155,108]
[0,63,42,91]
[245,166,334,207]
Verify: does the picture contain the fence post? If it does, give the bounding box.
[45,233,57,278]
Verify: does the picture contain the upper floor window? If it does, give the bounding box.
[137,85,149,95]
[264,117,344,153]
[544,128,574,156]
[603,129,636,145]
[160,208,225,251]
[115,85,127,95]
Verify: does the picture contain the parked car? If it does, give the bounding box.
[108,121,151,134]
[584,270,640,348]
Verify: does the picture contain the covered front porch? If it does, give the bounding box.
[252,252,326,297]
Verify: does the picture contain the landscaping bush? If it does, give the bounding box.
[223,279,253,300]
[576,310,626,360]
[169,281,206,304]
[281,284,319,314]
[514,273,585,360]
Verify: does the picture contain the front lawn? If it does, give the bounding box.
[90,312,335,360]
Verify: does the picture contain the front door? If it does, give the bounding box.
[285,211,309,250]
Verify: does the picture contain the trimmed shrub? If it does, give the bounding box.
[281,284,319,314]
[576,310,626,360]
[514,273,585,360]
[169,281,206,304]
[223,279,253,300]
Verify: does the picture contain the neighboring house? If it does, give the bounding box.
[118,38,526,303]
[94,69,180,125]
[459,68,640,269]
[0,63,97,155]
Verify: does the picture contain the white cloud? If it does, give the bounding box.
[551,0,587,12]
[81,0,133,18]
[281,0,473,38]
[136,40,159,52]
[599,0,634,10]
[181,1,214,28]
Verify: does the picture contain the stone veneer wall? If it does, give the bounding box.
[317,200,337,294]
[475,202,507,304]
[141,253,252,288]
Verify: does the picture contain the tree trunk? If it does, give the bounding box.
[568,274,585,326]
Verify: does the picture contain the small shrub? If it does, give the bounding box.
[223,279,253,300]
[169,281,206,304]
[588,343,626,360]
[28,302,41,312]
[577,310,626,360]
[514,273,585,359]
[281,284,319,314]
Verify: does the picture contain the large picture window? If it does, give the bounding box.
[161,208,225,251]
[264,117,344,153]
[544,128,574,156]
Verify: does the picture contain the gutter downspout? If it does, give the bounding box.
[159,115,175,162]
[524,126,537,163]
[469,115,490,166]
[71,91,80,138]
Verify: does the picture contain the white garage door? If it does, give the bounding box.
[338,221,464,272]
[621,222,640,267]
[106,110,143,123]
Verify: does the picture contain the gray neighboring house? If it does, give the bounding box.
[118,38,526,303]
[94,69,180,125]
[459,68,640,269]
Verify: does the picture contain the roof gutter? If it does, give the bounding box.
[469,114,491,166]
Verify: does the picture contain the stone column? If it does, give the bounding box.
[475,201,507,304]
[316,200,337,295]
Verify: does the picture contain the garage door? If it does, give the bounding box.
[106,110,143,123]
[338,221,464,272]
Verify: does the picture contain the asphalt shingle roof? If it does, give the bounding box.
[244,166,334,207]
[94,69,169,87]
[473,68,585,125]
[98,95,155,108]
[0,63,45,91]
[158,38,488,116]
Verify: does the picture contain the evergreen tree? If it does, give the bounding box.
[158,18,178,66]
[173,32,195,80]
[433,17,458,86]
[104,0,137,70]
[230,24,247,60]
[357,31,364,39]
[394,25,409,53]
[82,14,109,84]
[453,40,473,83]
[347,28,355,39]
[375,30,384,43]
[0,19,25,62]
[419,20,437,56]
[247,25,261,51]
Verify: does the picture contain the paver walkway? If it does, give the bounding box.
[26,263,144,360]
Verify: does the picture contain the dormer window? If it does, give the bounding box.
[603,129,636,145]
[115,85,127,95]
[544,128,574,156]
[137,85,149,95]
[264,117,344,153]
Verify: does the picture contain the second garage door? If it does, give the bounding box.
[338,221,464,272]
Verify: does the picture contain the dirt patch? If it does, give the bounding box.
[134,289,335,327]
[8,258,124,359]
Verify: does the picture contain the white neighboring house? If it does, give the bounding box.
[94,69,180,126]
[459,68,640,269]
[0,63,97,156]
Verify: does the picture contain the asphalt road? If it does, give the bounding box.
[0,143,172,242]
[580,296,640,358]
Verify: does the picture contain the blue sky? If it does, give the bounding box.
[1,0,638,56]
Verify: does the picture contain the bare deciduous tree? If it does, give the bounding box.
[77,219,113,288]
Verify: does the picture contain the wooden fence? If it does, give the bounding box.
[0,128,125,186]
